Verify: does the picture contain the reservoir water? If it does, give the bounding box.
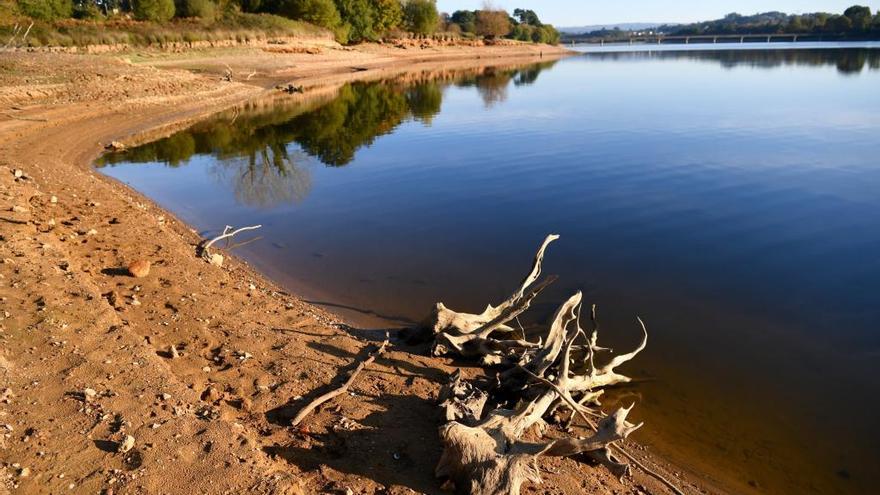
[99,44,880,493]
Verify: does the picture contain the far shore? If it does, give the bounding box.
[0,40,718,494]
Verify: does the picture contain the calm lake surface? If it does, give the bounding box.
[100,44,880,493]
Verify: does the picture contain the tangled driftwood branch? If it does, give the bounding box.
[424,235,670,495]
[428,234,559,364]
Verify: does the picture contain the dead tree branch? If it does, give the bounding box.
[198,224,262,265]
[290,335,389,427]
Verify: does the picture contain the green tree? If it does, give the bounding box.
[450,9,475,33]
[18,0,74,20]
[132,0,175,20]
[403,0,438,34]
[512,8,539,26]
[371,0,402,32]
[175,0,215,18]
[277,0,343,33]
[533,24,559,44]
[72,0,105,19]
[510,23,533,41]
[335,0,376,41]
[829,14,853,32]
[843,5,872,31]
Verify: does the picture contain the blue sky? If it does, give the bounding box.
[436,1,880,26]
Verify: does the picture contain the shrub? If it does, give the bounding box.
[403,0,437,35]
[132,0,176,22]
[277,0,342,32]
[371,0,401,33]
[17,0,73,20]
[475,8,510,39]
[73,0,105,20]
[175,0,216,19]
[334,0,375,42]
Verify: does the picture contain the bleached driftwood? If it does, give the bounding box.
[198,224,262,266]
[428,234,559,364]
[427,235,671,495]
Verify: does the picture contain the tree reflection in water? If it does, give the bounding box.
[97,61,558,207]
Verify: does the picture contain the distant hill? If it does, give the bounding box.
[557,23,673,34]
[562,8,880,41]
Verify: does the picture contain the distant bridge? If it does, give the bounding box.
[580,33,819,46]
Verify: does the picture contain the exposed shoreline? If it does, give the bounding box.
[0,41,716,494]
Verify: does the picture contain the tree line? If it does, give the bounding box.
[564,5,880,42]
[446,7,559,44]
[663,6,880,36]
[9,1,559,45]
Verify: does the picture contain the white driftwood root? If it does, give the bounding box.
[290,336,389,427]
[199,224,262,265]
[427,235,677,495]
[429,234,559,364]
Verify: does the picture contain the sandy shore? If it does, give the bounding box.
[0,41,713,494]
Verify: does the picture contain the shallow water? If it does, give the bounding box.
[99,44,880,493]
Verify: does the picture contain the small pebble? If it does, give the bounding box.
[118,435,135,453]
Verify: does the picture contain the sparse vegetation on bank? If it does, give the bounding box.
[0,0,561,48]
[0,9,327,47]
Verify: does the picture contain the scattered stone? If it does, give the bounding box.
[10,205,28,213]
[118,434,135,453]
[254,376,270,391]
[83,388,97,401]
[86,229,98,236]
[19,467,30,478]
[201,384,221,403]
[208,253,224,267]
[169,345,180,359]
[13,169,23,178]
[160,393,171,401]
[106,141,126,151]
[0,388,13,404]
[127,260,150,278]
[50,195,58,204]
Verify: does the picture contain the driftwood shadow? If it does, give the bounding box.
[100,267,132,277]
[264,392,445,494]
